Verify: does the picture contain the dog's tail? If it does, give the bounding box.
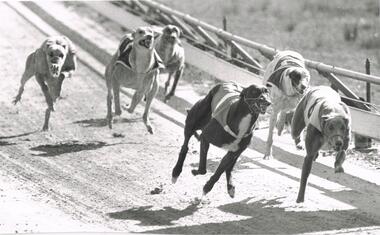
[184,84,220,139]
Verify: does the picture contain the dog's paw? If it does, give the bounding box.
[227,185,235,198]
[263,154,272,160]
[164,94,173,103]
[171,176,178,184]
[191,169,206,176]
[203,182,213,196]
[42,125,49,131]
[296,143,304,150]
[12,98,20,105]
[146,125,154,134]
[334,166,344,173]
[296,197,304,203]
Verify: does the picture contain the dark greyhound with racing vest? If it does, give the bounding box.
[172,82,271,197]
[291,86,351,203]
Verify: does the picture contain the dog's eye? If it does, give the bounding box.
[58,53,64,58]
[329,125,334,131]
[138,30,144,34]
[48,52,54,57]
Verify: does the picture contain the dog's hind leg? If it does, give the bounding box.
[13,53,35,104]
[112,80,122,116]
[142,77,159,134]
[203,149,244,196]
[172,126,193,183]
[165,67,183,102]
[105,75,114,129]
[36,75,54,131]
[191,136,209,176]
[172,88,216,183]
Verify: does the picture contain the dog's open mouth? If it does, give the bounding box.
[138,38,153,49]
[49,63,61,78]
[296,87,307,95]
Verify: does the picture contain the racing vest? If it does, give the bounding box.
[304,86,343,132]
[116,35,164,72]
[211,82,253,138]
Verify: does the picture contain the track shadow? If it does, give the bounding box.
[30,140,112,157]
[0,140,16,146]
[73,117,141,128]
[145,197,380,234]
[107,203,200,226]
[0,130,37,140]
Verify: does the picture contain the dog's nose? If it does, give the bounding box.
[146,35,153,41]
[300,84,307,90]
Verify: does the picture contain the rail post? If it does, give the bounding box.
[354,59,373,150]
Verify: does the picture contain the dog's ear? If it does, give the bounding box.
[320,114,331,131]
[41,39,50,53]
[289,69,302,82]
[173,25,182,37]
[240,87,249,98]
[339,102,349,115]
[62,36,76,55]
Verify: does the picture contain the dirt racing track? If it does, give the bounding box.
[1,1,380,234]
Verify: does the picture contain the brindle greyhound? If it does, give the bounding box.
[172,82,271,197]
[13,36,77,131]
[105,26,164,134]
[291,86,351,203]
[154,25,185,103]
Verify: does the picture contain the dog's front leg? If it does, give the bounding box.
[141,76,159,134]
[203,149,243,196]
[334,150,346,173]
[225,155,239,198]
[291,96,306,150]
[36,75,54,131]
[13,53,35,104]
[164,72,172,97]
[191,136,209,176]
[296,126,323,203]
[165,68,183,103]
[264,110,278,159]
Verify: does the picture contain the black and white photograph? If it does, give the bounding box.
[1,0,380,234]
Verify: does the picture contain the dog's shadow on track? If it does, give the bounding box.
[72,117,141,128]
[144,197,380,234]
[0,130,38,146]
[30,140,120,157]
[0,141,16,146]
[107,203,200,226]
